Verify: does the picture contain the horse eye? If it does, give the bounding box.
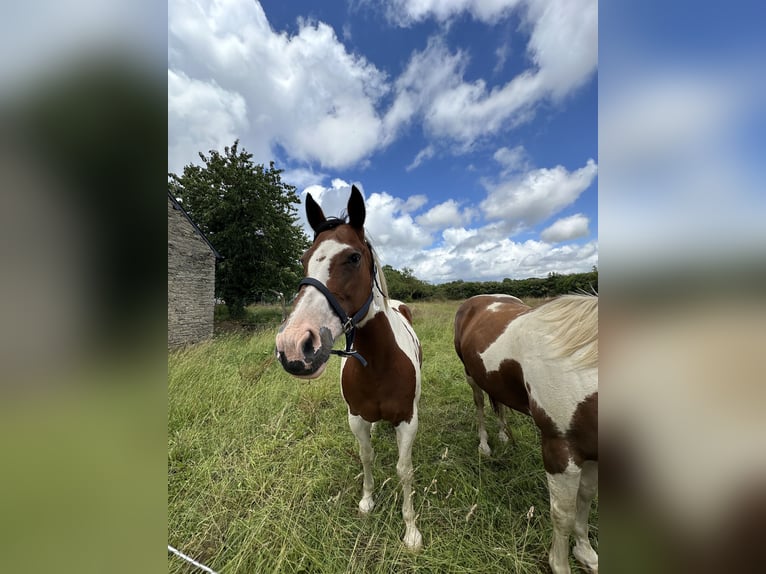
[348,252,361,265]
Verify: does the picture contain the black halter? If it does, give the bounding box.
[297,264,377,367]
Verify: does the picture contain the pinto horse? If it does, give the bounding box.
[275,186,423,550]
[454,293,598,574]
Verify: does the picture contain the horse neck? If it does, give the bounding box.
[356,266,387,329]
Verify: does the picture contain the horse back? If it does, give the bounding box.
[390,299,414,326]
[454,295,528,357]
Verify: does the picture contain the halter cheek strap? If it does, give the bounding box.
[297,275,375,367]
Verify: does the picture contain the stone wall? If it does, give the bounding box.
[168,198,216,348]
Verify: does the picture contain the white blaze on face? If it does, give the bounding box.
[290,239,348,338]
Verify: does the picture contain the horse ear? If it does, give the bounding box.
[306,193,326,233]
[348,185,366,229]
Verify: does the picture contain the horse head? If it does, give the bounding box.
[275,185,376,378]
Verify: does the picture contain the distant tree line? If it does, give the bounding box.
[383,265,598,302]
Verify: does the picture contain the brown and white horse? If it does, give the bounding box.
[275,186,423,550]
[454,293,598,574]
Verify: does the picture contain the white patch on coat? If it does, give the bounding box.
[479,310,597,434]
[496,294,524,302]
[387,302,422,400]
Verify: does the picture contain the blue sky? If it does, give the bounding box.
[168,0,598,283]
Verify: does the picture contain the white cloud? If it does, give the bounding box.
[406,145,435,171]
[525,0,598,100]
[365,192,434,254]
[493,145,530,174]
[384,0,597,148]
[389,36,544,145]
[167,69,249,174]
[410,237,598,283]
[381,36,469,143]
[169,0,596,171]
[480,159,597,230]
[416,199,474,230]
[385,0,524,27]
[280,167,327,190]
[169,0,391,171]
[442,226,478,246]
[296,182,432,268]
[401,195,429,213]
[540,213,590,242]
[494,39,511,75]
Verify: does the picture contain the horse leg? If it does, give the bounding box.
[496,402,514,445]
[348,413,375,513]
[546,461,582,574]
[466,375,491,456]
[395,415,423,550]
[572,461,598,572]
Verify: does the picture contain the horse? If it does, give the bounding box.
[275,185,424,551]
[454,294,532,456]
[454,293,598,574]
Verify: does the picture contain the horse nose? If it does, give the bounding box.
[277,328,323,376]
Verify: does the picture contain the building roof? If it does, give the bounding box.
[168,191,222,259]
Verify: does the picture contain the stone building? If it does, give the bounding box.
[168,192,221,348]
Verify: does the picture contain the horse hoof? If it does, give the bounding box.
[403,528,423,551]
[358,497,375,514]
[478,443,491,456]
[498,431,509,443]
[573,542,598,572]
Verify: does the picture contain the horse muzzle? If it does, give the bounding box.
[276,325,334,379]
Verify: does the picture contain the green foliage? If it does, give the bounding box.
[169,140,310,318]
[382,265,435,301]
[382,266,597,302]
[435,270,598,301]
[214,303,285,331]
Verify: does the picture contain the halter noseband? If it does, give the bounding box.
[297,263,378,367]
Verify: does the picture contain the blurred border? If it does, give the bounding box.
[0,1,167,572]
[2,1,764,572]
[600,1,766,572]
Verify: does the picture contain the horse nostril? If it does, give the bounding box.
[302,331,316,360]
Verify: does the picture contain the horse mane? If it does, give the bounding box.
[367,240,389,304]
[534,293,598,369]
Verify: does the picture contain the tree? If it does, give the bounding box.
[169,141,310,318]
[383,265,435,301]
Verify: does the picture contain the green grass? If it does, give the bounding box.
[169,300,596,573]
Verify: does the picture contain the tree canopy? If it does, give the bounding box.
[169,141,309,317]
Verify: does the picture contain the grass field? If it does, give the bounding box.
[168,300,597,573]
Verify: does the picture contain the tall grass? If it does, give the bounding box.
[168,300,596,573]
